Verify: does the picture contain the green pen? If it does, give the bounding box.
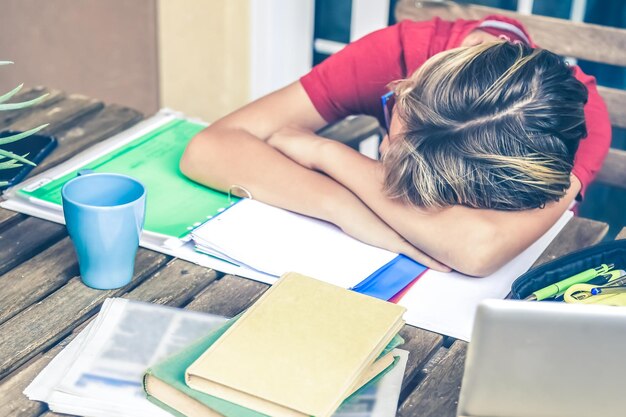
[525,264,615,301]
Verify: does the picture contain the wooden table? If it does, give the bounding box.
[0,89,616,417]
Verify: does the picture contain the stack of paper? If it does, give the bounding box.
[24,298,228,417]
[145,273,409,417]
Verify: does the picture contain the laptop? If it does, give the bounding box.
[457,299,626,417]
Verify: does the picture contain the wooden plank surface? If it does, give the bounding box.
[395,0,626,66]
[0,210,24,233]
[0,238,77,326]
[8,95,103,135]
[0,87,64,128]
[397,326,443,396]
[185,274,269,317]
[0,328,79,417]
[0,217,67,276]
[398,342,467,417]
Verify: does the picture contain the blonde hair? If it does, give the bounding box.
[383,41,588,210]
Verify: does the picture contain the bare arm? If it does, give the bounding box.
[179,82,450,270]
[268,133,579,276]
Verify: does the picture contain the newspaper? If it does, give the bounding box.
[26,298,228,417]
[25,298,408,417]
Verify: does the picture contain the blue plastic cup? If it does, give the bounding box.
[61,172,146,290]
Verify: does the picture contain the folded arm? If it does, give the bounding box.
[179,82,449,270]
[269,134,579,276]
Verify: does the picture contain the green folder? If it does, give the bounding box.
[20,118,236,239]
[143,316,403,417]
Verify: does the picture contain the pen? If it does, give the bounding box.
[525,264,614,301]
[585,270,626,287]
[590,285,626,296]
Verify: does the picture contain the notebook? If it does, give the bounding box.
[191,198,426,292]
[185,272,406,417]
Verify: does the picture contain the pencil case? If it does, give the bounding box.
[508,239,626,300]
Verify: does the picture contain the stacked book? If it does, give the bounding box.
[144,272,408,417]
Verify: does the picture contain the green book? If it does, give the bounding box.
[144,316,403,417]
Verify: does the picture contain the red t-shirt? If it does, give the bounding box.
[300,15,611,198]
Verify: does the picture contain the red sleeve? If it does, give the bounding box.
[300,20,435,125]
[571,66,612,199]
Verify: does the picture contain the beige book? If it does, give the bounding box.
[186,272,406,417]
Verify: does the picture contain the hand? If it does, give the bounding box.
[267,126,328,170]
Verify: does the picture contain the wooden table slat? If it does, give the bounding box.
[0,217,67,277]
[0,210,25,233]
[0,87,65,129]
[398,343,467,417]
[123,259,222,306]
[397,326,444,396]
[0,238,77,326]
[184,274,269,317]
[0,332,75,417]
[0,248,169,380]
[8,95,103,136]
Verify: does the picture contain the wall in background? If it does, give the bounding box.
[0,0,159,116]
[249,0,314,101]
[157,0,250,122]
[0,0,315,122]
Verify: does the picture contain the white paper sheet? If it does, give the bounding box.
[192,199,398,288]
[399,210,573,341]
[26,298,229,417]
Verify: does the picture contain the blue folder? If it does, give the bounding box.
[351,255,427,300]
